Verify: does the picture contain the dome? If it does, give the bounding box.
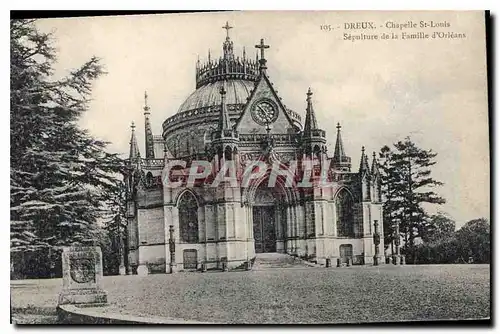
[177,79,255,114]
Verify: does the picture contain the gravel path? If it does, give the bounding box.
[11,264,490,324]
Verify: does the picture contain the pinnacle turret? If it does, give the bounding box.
[371,151,380,177]
[144,91,155,159]
[331,122,351,171]
[333,123,345,160]
[303,87,319,134]
[129,121,140,161]
[218,82,232,131]
[359,146,370,175]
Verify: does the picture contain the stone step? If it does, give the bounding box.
[252,253,310,269]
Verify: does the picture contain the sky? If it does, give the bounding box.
[35,11,489,227]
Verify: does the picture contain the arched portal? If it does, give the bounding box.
[252,182,278,253]
[246,168,298,254]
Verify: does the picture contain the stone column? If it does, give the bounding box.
[118,220,126,275]
[393,220,401,265]
[168,225,177,273]
[373,220,380,266]
[286,206,293,253]
[292,205,298,255]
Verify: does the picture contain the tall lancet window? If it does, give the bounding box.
[179,192,199,243]
[336,189,355,238]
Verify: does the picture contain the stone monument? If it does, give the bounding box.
[58,246,107,306]
[393,219,402,265]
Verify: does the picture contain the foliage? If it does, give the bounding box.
[455,218,490,263]
[411,218,490,264]
[421,212,456,243]
[10,19,126,276]
[378,137,445,255]
[99,182,128,275]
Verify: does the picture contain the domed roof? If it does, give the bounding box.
[177,79,255,114]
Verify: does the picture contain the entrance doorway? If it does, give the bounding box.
[253,206,276,253]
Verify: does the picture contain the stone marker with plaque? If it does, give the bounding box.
[58,246,107,306]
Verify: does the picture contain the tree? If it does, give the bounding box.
[411,217,489,264]
[100,181,128,275]
[456,218,490,263]
[422,212,456,243]
[379,137,445,259]
[10,19,125,277]
[378,144,403,252]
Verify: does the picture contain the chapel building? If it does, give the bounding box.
[124,23,384,274]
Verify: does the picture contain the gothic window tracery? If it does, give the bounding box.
[178,192,199,243]
[336,189,355,238]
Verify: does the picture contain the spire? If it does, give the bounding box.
[303,88,319,134]
[359,146,370,174]
[218,81,231,131]
[331,122,351,171]
[371,151,380,177]
[333,123,345,161]
[144,91,155,159]
[243,46,246,60]
[129,121,140,161]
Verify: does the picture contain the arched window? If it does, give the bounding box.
[146,172,153,187]
[336,189,354,238]
[372,176,380,202]
[178,192,199,243]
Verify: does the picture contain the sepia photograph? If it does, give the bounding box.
[10,10,490,325]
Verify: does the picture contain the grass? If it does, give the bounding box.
[11,264,490,324]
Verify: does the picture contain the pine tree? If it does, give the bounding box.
[10,19,125,275]
[378,137,445,258]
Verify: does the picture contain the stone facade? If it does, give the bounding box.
[123,24,384,274]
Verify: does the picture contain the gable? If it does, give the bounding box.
[235,74,296,135]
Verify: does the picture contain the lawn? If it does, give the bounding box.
[11,264,490,324]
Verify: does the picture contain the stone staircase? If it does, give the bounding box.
[252,253,313,270]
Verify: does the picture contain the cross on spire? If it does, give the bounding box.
[222,21,233,39]
[336,122,341,131]
[255,38,270,60]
